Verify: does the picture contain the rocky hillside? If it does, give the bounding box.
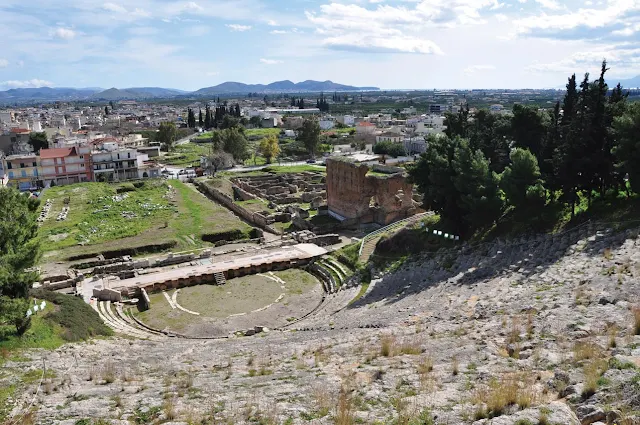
[3,223,640,425]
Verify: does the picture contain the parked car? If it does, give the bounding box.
[306,159,317,164]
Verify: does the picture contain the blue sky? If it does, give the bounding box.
[0,0,638,90]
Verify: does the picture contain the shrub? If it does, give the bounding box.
[30,289,112,342]
[116,183,136,193]
[380,336,396,357]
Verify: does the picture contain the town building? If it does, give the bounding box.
[92,141,158,181]
[5,153,41,191]
[375,132,403,144]
[39,146,93,186]
[319,119,335,130]
[336,115,355,126]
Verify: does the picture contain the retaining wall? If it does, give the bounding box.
[196,181,280,235]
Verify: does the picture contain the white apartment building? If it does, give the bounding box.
[319,120,335,130]
[336,115,355,126]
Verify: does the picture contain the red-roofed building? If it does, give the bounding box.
[40,145,92,186]
[11,128,31,134]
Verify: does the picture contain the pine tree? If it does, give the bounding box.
[555,74,581,217]
[0,188,40,334]
[198,109,204,127]
[500,148,546,211]
[541,102,561,193]
[407,136,464,228]
[613,102,640,194]
[104,106,109,116]
[204,106,212,129]
[605,83,629,193]
[453,139,503,231]
[511,104,548,163]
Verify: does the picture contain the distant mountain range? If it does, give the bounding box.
[613,75,640,88]
[193,80,379,95]
[0,80,380,103]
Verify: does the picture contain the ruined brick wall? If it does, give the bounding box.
[326,158,418,225]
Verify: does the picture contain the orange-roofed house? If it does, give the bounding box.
[356,121,376,135]
[39,145,92,186]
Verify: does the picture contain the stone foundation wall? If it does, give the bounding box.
[197,181,280,234]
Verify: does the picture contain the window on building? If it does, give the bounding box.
[32,162,37,167]
[79,155,84,159]
[6,163,12,169]
[20,163,25,168]
[127,152,131,159]
[21,170,26,177]
[8,171,13,178]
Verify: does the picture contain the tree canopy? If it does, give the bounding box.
[258,135,281,164]
[0,188,40,334]
[409,60,636,234]
[298,119,321,158]
[28,132,48,154]
[221,128,249,162]
[373,141,406,158]
[157,122,177,152]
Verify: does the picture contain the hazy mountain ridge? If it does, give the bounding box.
[193,79,380,94]
[0,80,380,103]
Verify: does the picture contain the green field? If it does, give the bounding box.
[162,142,212,166]
[38,179,251,260]
[134,269,319,332]
[194,128,280,142]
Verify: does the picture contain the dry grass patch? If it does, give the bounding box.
[311,385,333,418]
[101,362,116,384]
[380,335,422,357]
[381,335,396,357]
[632,306,640,335]
[573,340,603,362]
[162,396,178,421]
[582,358,608,398]
[473,374,539,419]
[335,386,354,425]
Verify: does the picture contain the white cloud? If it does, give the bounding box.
[267,20,278,26]
[526,47,640,76]
[324,34,443,54]
[102,2,127,13]
[226,24,252,32]
[0,59,8,68]
[260,58,283,65]
[533,0,562,10]
[514,0,640,41]
[53,28,76,40]
[1,79,54,89]
[306,0,500,55]
[464,64,496,74]
[270,29,288,34]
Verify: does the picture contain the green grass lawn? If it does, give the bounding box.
[245,128,281,138]
[39,181,174,252]
[134,269,319,332]
[162,142,212,166]
[0,290,112,356]
[38,179,251,260]
[261,165,326,174]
